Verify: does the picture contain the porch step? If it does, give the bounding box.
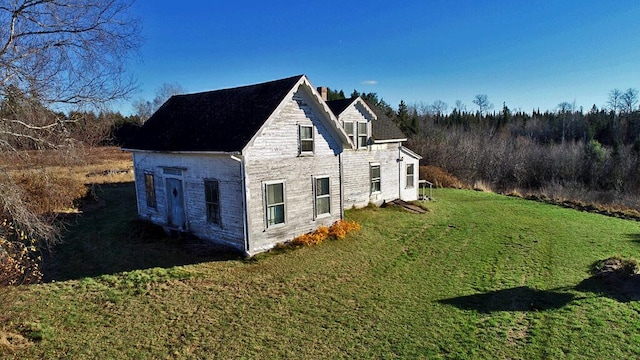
[389,199,427,214]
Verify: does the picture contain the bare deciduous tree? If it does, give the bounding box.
[557,101,575,144]
[0,0,141,282]
[430,100,448,116]
[472,94,492,115]
[0,0,141,150]
[621,88,638,114]
[607,89,622,114]
[133,82,186,122]
[453,100,466,113]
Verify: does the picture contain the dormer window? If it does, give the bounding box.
[299,125,314,155]
[344,121,354,143]
[357,122,368,148]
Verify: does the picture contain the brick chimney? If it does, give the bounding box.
[317,86,328,101]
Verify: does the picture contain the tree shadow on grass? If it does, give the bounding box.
[624,233,640,246]
[574,275,640,302]
[438,286,575,313]
[574,257,640,303]
[441,258,640,312]
[41,182,244,282]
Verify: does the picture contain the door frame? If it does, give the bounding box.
[163,167,187,230]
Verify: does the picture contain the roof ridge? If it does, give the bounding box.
[124,75,305,152]
[174,74,305,98]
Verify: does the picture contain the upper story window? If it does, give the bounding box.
[343,121,354,143]
[144,173,157,209]
[299,125,314,155]
[357,122,368,148]
[204,179,221,225]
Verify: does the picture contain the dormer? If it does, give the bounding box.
[326,97,376,150]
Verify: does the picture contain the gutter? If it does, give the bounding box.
[373,138,407,144]
[121,148,242,156]
[398,146,403,199]
[230,154,250,256]
[339,153,344,220]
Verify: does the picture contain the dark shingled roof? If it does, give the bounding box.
[326,98,407,141]
[369,103,407,141]
[325,98,355,118]
[125,75,304,152]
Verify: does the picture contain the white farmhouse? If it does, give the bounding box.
[124,75,421,256]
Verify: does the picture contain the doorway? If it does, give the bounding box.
[166,177,186,229]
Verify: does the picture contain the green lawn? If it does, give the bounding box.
[2,185,640,359]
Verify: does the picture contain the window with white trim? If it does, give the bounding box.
[406,164,415,189]
[343,121,354,144]
[370,164,381,193]
[315,177,330,217]
[265,182,285,227]
[299,125,314,154]
[144,173,157,209]
[204,179,221,225]
[357,122,368,148]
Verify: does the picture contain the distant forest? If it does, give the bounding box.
[4,83,640,211]
[331,87,640,210]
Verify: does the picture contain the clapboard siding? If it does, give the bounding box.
[132,152,245,250]
[339,101,375,129]
[243,89,342,254]
[342,143,402,208]
[400,147,420,201]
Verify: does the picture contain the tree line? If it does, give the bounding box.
[328,86,640,210]
[400,90,640,211]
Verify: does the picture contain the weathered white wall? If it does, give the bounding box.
[342,143,403,208]
[399,147,420,201]
[243,87,343,254]
[339,100,374,149]
[132,152,246,250]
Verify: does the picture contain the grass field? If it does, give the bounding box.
[2,183,640,359]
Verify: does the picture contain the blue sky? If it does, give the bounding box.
[123,0,640,114]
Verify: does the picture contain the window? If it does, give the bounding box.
[144,173,157,209]
[299,125,314,154]
[315,177,330,217]
[370,165,381,193]
[265,182,285,227]
[344,121,354,143]
[204,180,221,225]
[406,164,415,188]
[358,122,368,148]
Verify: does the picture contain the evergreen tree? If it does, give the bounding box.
[327,88,346,101]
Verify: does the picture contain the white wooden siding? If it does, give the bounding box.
[342,143,402,208]
[132,152,246,250]
[243,89,342,254]
[338,102,374,150]
[399,147,420,201]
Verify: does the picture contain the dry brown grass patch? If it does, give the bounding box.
[0,330,31,353]
[12,170,88,215]
[419,165,463,188]
[472,180,494,192]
